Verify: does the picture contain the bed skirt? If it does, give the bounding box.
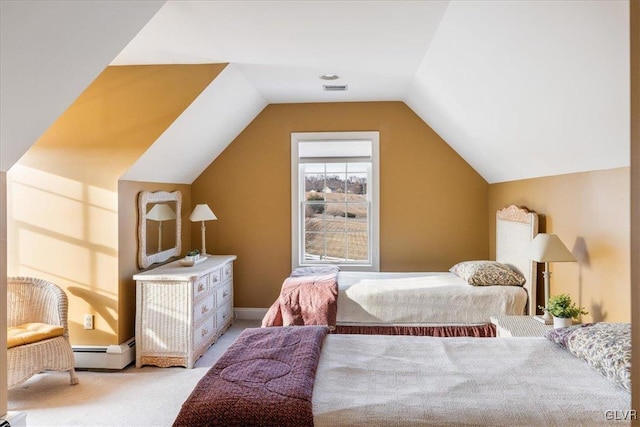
[333,323,496,337]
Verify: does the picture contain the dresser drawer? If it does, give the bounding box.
[216,304,232,328]
[194,315,215,350]
[223,262,233,281]
[193,293,215,323]
[193,275,209,298]
[216,281,232,306]
[209,268,222,287]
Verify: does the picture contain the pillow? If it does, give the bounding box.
[449,260,526,286]
[8,322,64,348]
[546,322,631,392]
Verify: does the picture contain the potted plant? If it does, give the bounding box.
[185,249,200,263]
[539,293,588,328]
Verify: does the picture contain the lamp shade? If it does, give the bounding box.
[190,204,217,222]
[530,234,576,263]
[146,203,176,221]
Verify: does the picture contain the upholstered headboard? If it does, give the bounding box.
[496,205,539,316]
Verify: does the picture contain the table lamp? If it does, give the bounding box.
[530,233,576,324]
[190,204,217,255]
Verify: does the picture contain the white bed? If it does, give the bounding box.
[334,205,539,333]
[263,205,539,336]
[174,323,631,427]
[313,333,629,426]
[336,271,527,325]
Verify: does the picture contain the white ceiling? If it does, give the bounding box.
[112,1,450,103]
[406,0,629,182]
[2,1,630,184]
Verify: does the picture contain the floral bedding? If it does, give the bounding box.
[546,322,631,392]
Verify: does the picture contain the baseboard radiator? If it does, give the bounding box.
[72,310,264,370]
[72,337,135,370]
[1,412,27,427]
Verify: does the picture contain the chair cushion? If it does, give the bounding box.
[7,322,64,349]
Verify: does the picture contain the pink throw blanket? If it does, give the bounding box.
[262,266,339,328]
[173,326,329,427]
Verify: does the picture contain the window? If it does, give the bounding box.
[291,132,379,271]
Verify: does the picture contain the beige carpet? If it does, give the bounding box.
[7,320,261,427]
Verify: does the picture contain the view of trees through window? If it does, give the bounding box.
[303,162,369,263]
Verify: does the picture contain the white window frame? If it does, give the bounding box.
[291,131,380,271]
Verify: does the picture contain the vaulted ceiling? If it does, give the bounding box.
[1,1,630,184]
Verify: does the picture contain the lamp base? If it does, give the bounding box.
[533,315,553,325]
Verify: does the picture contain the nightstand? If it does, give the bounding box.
[490,315,554,337]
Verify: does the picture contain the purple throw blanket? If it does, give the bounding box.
[173,326,329,427]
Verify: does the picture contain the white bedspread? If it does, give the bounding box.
[312,334,630,426]
[336,271,527,325]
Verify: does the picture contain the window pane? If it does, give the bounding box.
[347,162,368,173]
[305,175,325,193]
[325,163,346,173]
[304,163,325,173]
[324,178,345,199]
[346,204,368,232]
[347,172,367,195]
[347,232,368,262]
[324,233,346,261]
[305,186,325,202]
[324,203,347,232]
[305,202,325,218]
[338,174,348,195]
[304,232,325,261]
[324,188,345,201]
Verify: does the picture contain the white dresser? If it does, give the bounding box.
[133,255,236,368]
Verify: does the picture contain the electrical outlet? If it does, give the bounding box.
[83,314,94,330]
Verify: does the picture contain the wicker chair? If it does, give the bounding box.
[7,277,79,389]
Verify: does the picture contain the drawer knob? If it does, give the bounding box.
[223,291,228,298]
[198,283,205,292]
[202,305,208,314]
[222,312,228,319]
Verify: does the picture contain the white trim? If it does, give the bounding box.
[0,172,7,418]
[234,307,268,320]
[291,131,380,272]
[3,412,27,427]
[73,337,135,370]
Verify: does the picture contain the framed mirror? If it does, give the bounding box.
[138,190,182,269]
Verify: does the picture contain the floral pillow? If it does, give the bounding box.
[449,260,526,286]
[546,322,631,392]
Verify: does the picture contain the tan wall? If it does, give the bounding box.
[192,102,489,308]
[489,167,630,323]
[118,180,191,343]
[6,64,223,345]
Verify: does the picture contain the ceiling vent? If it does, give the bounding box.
[323,84,348,92]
